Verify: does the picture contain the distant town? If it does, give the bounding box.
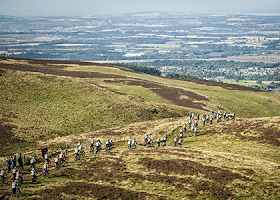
[0,12,279,92]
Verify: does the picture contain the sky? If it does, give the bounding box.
[1,0,280,16]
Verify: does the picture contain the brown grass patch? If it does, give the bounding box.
[205,117,280,146]
[104,79,209,110]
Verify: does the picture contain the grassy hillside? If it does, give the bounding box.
[0,56,279,199]
[0,117,279,199]
[0,56,280,153]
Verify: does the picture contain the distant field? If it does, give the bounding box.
[136,43,180,48]
[210,55,280,63]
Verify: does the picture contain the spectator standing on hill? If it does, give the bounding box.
[210,116,213,125]
[11,156,16,169]
[188,118,192,128]
[197,114,199,120]
[18,153,23,170]
[189,111,192,119]
[6,157,11,173]
[43,146,48,157]
[41,146,44,159]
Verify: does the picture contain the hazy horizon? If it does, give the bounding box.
[1,0,280,17]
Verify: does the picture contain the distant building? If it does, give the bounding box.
[215,76,225,80]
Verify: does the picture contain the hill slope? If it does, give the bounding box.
[0,56,280,151]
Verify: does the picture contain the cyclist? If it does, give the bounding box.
[109,138,113,147]
[15,170,23,186]
[12,167,17,180]
[96,140,102,154]
[44,152,49,164]
[157,137,160,147]
[54,156,59,169]
[174,137,177,147]
[106,140,110,151]
[90,139,95,153]
[30,157,36,169]
[74,148,80,160]
[59,151,64,165]
[132,138,137,149]
[178,138,182,147]
[144,135,148,144]
[43,162,48,176]
[188,118,192,128]
[12,180,19,197]
[77,141,81,148]
[1,168,7,184]
[30,167,36,182]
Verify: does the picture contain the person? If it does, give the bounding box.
[31,167,36,182]
[6,157,11,173]
[77,141,81,148]
[43,162,48,176]
[226,113,229,121]
[106,140,111,151]
[128,139,132,149]
[194,127,198,136]
[11,156,16,169]
[54,156,59,169]
[157,137,160,147]
[174,137,177,147]
[189,111,192,119]
[95,140,101,154]
[1,168,7,184]
[43,146,48,156]
[144,135,148,144]
[59,151,64,164]
[15,169,22,186]
[12,167,17,180]
[188,118,192,128]
[12,180,19,197]
[179,132,183,139]
[30,157,36,169]
[206,115,209,123]
[74,148,79,159]
[90,139,95,153]
[210,116,213,125]
[178,138,182,147]
[44,152,49,164]
[131,138,137,149]
[192,113,194,119]
[41,146,45,159]
[203,117,206,125]
[161,136,166,146]
[18,153,24,170]
[197,114,199,120]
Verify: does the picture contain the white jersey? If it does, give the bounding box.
[0,169,4,176]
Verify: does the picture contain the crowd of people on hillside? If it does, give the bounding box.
[1,110,234,197]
